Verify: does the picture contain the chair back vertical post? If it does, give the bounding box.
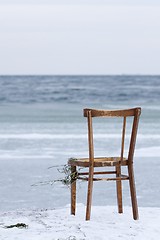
[127,108,141,220]
[128,108,141,164]
[121,116,126,162]
[87,110,94,164]
[86,110,94,220]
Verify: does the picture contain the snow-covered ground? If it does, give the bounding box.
[0,204,159,240]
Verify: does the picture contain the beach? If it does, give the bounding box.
[0,76,160,239]
[1,0,160,237]
[0,205,160,240]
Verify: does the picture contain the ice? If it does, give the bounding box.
[135,146,160,157]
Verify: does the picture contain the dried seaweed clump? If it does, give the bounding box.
[5,223,28,229]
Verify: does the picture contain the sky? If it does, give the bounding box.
[0,0,160,75]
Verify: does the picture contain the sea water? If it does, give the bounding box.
[0,75,160,211]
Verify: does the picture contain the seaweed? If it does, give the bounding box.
[5,223,28,229]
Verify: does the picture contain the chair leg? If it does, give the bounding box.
[71,166,76,215]
[116,165,123,213]
[86,168,94,221]
[128,164,139,220]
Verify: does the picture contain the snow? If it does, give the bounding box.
[0,204,160,240]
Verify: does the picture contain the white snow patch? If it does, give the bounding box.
[0,205,159,240]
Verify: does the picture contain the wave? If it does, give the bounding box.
[0,155,55,160]
[0,146,159,159]
[135,146,160,157]
[0,133,159,140]
[0,75,160,105]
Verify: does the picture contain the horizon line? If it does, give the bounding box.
[0,74,160,77]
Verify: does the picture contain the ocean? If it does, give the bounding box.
[0,75,160,211]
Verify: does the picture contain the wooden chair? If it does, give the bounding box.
[68,107,141,220]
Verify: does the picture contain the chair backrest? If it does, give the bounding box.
[83,108,141,164]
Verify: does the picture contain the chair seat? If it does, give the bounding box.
[68,157,128,167]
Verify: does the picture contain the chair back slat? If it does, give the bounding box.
[84,108,141,118]
[121,116,126,162]
[87,110,94,165]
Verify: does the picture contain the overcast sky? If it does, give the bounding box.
[0,0,160,75]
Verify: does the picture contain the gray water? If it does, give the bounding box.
[0,75,160,211]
